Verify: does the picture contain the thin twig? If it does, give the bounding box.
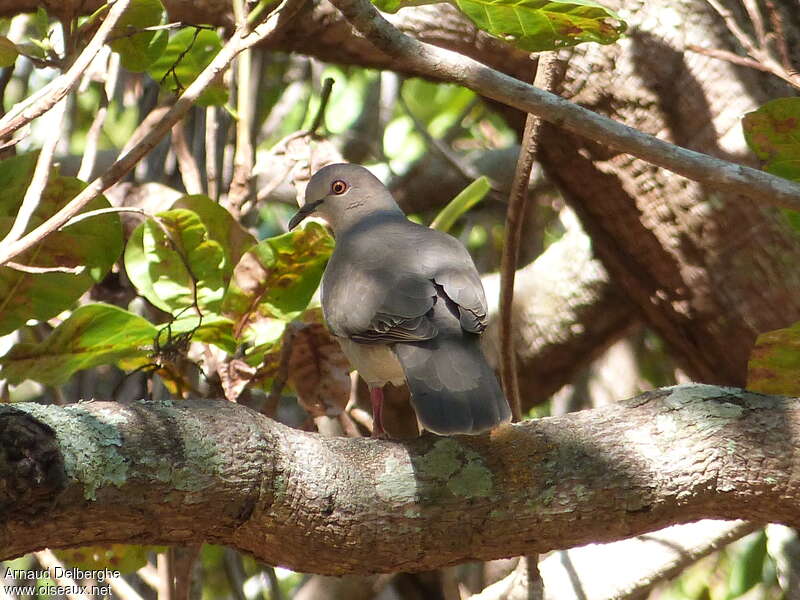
[686,44,776,74]
[741,0,766,48]
[227,5,256,216]
[309,77,335,135]
[34,549,91,600]
[157,551,175,600]
[326,0,800,210]
[0,0,132,139]
[172,121,204,194]
[6,261,83,274]
[0,0,307,268]
[398,92,483,184]
[61,206,149,228]
[205,106,220,200]
[0,97,67,256]
[78,82,110,181]
[764,0,795,75]
[500,53,558,422]
[107,574,146,600]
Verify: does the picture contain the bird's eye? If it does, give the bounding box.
[331,180,348,195]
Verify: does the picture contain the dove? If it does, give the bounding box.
[289,163,511,436]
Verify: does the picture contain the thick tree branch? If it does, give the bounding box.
[325,0,800,211]
[1,384,797,574]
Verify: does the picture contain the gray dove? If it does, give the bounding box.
[288,163,511,436]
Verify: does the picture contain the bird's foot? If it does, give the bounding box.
[370,386,386,438]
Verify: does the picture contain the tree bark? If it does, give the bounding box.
[2,384,798,574]
[538,0,800,385]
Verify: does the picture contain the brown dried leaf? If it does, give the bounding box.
[218,358,257,402]
[288,323,351,417]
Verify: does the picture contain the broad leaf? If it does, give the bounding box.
[171,195,257,280]
[743,97,800,183]
[373,0,626,50]
[747,321,800,396]
[0,154,122,335]
[288,323,351,417]
[222,222,333,361]
[124,209,227,315]
[0,303,157,385]
[147,27,227,106]
[0,36,19,67]
[431,176,491,232]
[109,0,167,72]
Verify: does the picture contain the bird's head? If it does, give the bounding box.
[288,163,402,233]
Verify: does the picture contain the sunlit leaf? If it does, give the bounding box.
[171,194,257,280]
[56,544,164,574]
[0,36,19,67]
[109,0,167,72]
[727,531,768,598]
[0,303,157,385]
[747,321,800,396]
[373,0,626,50]
[124,209,227,315]
[743,97,800,183]
[0,154,122,335]
[431,176,491,232]
[147,27,227,106]
[222,222,333,361]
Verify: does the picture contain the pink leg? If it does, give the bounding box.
[370,386,385,438]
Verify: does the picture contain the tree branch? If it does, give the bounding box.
[2,384,797,574]
[325,0,800,211]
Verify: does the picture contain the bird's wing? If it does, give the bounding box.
[322,221,488,343]
[422,229,488,333]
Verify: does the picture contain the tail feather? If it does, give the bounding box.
[393,332,511,435]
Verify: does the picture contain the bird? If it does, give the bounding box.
[288,163,511,437]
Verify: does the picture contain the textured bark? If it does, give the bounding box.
[2,385,799,574]
[538,0,800,386]
[483,214,636,406]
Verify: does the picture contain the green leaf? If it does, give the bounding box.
[56,545,165,574]
[431,176,491,232]
[171,194,257,280]
[109,0,167,72]
[0,303,157,385]
[222,222,333,360]
[373,0,626,50]
[124,209,227,315]
[0,35,19,67]
[0,154,123,336]
[743,97,800,183]
[747,321,800,396]
[726,531,767,599]
[147,27,227,106]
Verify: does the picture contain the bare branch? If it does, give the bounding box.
[0,97,67,256]
[325,0,800,210]
[2,385,798,574]
[0,0,131,139]
[0,0,306,268]
[500,53,558,421]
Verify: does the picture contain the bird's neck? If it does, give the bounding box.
[333,208,407,238]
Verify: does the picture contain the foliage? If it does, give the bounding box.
[743,97,800,183]
[0,0,794,598]
[371,0,627,50]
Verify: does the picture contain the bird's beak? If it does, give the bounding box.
[288,199,323,230]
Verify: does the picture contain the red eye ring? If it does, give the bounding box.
[331,180,348,195]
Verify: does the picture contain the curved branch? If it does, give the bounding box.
[326,0,800,211]
[1,384,796,574]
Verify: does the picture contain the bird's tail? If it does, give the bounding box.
[393,333,511,435]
